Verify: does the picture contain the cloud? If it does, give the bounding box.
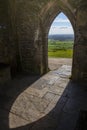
[52,26,67,28]
[49,26,74,35]
[59,27,68,29]
[53,18,70,23]
[49,13,74,35]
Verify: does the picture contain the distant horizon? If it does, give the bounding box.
[48,34,74,41]
[48,34,74,36]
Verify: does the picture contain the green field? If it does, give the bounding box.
[48,40,73,58]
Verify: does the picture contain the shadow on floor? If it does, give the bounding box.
[0,74,87,130]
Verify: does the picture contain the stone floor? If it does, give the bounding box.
[0,65,87,130]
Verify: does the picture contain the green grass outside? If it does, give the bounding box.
[48,49,73,58]
[48,40,73,58]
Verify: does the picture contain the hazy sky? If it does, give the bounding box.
[49,12,74,35]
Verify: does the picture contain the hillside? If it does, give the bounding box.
[48,34,74,41]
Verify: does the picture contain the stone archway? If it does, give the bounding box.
[37,1,87,82]
[38,0,76,78]
[7,0,87,82]
[48,12,74,71]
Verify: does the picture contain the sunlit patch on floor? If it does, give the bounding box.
[9,65,71,128]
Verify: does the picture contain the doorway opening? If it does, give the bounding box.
[48,12,74,76]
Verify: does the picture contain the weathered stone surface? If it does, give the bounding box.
[0,1,87,129]
[9,112,29,129]
[56,112,79,130]
[0,65,87,129]
[0,0,87,82]
[0,65,11,84]
[8,65,70,125]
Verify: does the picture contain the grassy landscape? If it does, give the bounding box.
[48,40,73,58]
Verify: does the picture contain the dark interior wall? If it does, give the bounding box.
[0,0,20,76]
[1,0,87,82]
[7,0,21,75]
[8,0,51,74]
[72,1,87,82]
[0,0,9,63]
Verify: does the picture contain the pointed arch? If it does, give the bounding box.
[48,12,74,35]
[38,1,76,75]
[48,12,74,71]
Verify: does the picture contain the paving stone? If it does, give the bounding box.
[56,112,79,130]
[31,78,48,90]
[25,93,50,113]
[48,85,65,95]
[42,73,60,86]
[47,76,60,85]
[46,97,67,122]
[44,95,61,114]
[30,115,58,130]
[43,92,57,102]
[63,98,82,113]
[52,65,71,78]
[24,87,48,98]
[55,79,70,88]
[10,92,42,122]
[5,75,39,98]
[2,64,87,130]
[42,73,59,80]
[67,83,87,98]
[9,112,29,129]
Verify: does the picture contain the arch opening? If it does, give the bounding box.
[48,12,74,76]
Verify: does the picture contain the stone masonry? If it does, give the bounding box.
[0,0,87,82]
[1,65,87,130]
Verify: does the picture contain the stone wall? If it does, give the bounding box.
[8,0,75,74]
[0,0,87,82]
[72,1,87,82]
[0,0,9,63]
[0,0,19,76]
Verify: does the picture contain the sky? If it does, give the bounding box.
[49,12,74,35]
